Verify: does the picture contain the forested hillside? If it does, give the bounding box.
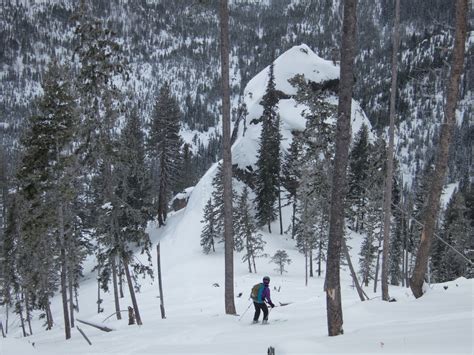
[1,0,472,185]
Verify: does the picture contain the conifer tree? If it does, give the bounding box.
[210,163,237,242]
[289,74,336,279]
[271,250,291,275]
[347,124,371,232]
[1,193,22,333]
[295,161,321,284]
[411,162,434,238]
[295,194,317,284]
[389,165,404,285]
[115,107,154,326]
[255,62,281,233]
[17,60,79,339]
[148,83,182,227]
[281,136,301,239]
[74,3,128,320]
[211,163,227,241]
[364,136,386,293]
[432,190,471,282]
[358,195,382,287]
[200,198,218,254]
[177,143,195,191]
[234,187,266,273]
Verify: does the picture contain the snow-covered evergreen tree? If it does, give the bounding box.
[432,189,471,282]
[176,143,195,192]
[347,124,371,232]
[289,73,336,278]
[281,136,301,239]
[389,164,404,285]
[209,163,237,243]
[1,194,23,329]
[16,60,80,337]
[358,195,381,287]
[115,107,154,325]
[295,162,320,284]
[255,62,281,233]
[73,3,128,321]
[200,198,218,254]
[234,187,266,273]
[147,83,183,227]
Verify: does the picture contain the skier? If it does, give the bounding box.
[251,276,275,324]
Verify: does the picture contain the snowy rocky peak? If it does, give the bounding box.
[244,44,339,109]
[233,44,373,170]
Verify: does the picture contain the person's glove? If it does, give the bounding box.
[269,302,275,308]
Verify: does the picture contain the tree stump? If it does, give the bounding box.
[128,306,135,325]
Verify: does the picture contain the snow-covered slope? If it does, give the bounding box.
[2,44,473,355]
[3,201,473,355]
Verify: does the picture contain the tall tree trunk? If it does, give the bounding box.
[291,201,297,239]
[60,247,70,339]
[246,237,252,273]
[381,0,400,302]
[68,281,75,329]
[406,224,412,288]
[309,248,314,277]
[67,238,75,328]
[156,243,166,319]
[410,0,468,299]
[342,238,367,301]
[58,203,71,340]
[318,223,325,277]
[373,233,382,293]
[305,246,308,286]
[18,294,26,337]
[5,303,9,334]
[106,158,121,318]
[252,256,257,274]
[405,252,410,288]
[318,239,323,277]
[219,0,236,315]
[278,187,283,235]
[75,285,80,312]
[24,291,33,336]
[111,255,121,320]
[401,211,406,287]
[158,174,166,227]
[325,0,357,337]
[123,256,142,325]
[119,257,124,298]
[97,267,102,314]
[45,298,53,330]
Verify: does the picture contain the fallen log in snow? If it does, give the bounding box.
[76,319,114,332]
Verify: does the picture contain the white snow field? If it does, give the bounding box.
[2,190,473,355]
[2,44,472,354]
